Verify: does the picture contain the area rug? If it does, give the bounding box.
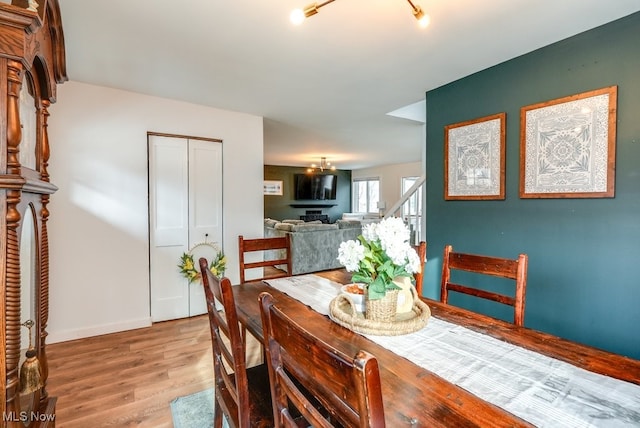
[170,388,229,428]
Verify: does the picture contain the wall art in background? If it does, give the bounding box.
[520,86,617,198]
[263,180,283,196]
[445,112,506,200]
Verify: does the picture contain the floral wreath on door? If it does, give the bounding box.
[178,241,226,284]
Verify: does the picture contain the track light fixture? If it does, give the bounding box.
[406,0,430,28]
[290,0,429,28]
[290,0,335,25]
[307,157,336,173]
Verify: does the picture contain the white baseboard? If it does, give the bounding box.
[47,317,153,344]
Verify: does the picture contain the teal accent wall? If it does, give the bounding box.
[264,165,352,223]
[424,13,640,359]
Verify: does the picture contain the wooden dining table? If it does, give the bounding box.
[232,269,640,427]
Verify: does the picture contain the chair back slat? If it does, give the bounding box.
[447,252,520,279]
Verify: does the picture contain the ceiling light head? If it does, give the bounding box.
[290,9,305,25]
[291,0,336,25]
[413,6,430,28]
[304,3,320,17]
[405,0,430,28]
[291,3,320,25]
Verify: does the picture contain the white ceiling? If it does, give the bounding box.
[57,1,640,170]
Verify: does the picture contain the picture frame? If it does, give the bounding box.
[520,86,617,198]
[263,180,283,196]
[444,112,506,200]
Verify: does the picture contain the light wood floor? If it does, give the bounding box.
[46,315,214,428]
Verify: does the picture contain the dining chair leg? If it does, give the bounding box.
[214,399,223,428]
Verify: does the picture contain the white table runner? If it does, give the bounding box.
[265,274,640,428]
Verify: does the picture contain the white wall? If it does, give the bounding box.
[352,161,423,212]
[47,81,264,343]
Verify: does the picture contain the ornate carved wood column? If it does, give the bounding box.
[4,59,24,423]
[0,1,66,426]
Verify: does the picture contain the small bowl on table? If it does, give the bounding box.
[340,283,366,313]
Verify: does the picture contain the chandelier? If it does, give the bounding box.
[307,157,336,173]
[290,0,430,28]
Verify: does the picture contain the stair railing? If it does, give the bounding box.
[383,175,425,245]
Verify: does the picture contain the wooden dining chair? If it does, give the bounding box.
[199,258,273,428]
[259,291,386,428]
[440,244,528,326]
[413,241,427,297]
[238,235,292,283]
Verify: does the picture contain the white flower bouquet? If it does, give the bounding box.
[337,217,421,300]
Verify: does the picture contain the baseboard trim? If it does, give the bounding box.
[47,317,152,344]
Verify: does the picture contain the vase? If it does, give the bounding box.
[365,289,399,322]
[393,276,415,315]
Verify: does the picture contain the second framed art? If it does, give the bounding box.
[520,86,617,198]
[444,112,506,200]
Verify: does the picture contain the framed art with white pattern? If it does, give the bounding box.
[263,180,283,195]
[520,86,617,198]
[445,112,506,200]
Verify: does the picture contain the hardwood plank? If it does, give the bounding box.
[47,316,215,427]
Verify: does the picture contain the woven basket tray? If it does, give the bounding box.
[329,289,431,336]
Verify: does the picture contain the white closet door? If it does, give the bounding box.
[149,135,190,321]
[187,140,223,316]
[149,135,223,322]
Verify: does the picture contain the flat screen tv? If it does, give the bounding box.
[294,174,337,200]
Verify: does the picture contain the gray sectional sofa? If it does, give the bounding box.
[264,218,362,275]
